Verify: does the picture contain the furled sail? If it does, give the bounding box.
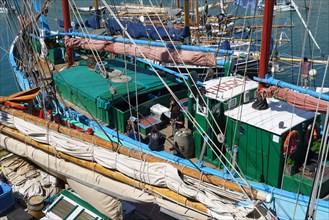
[258,86,329,113]
[65,37,217,66]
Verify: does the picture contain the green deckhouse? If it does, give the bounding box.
[191,76,258,166]
[53,59,186,134]
[190,75,328,196]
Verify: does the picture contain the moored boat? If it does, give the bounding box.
[1,0,329,219]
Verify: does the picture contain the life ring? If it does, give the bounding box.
[283,130,300,155]
[304,122,320,145]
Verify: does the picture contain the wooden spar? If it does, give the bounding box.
[94,0,99,10]
[229,15,265,20]
[258,0,274,90]
[61,0,73,66]
[198,37,289,43]
[184,0,190,27]
[234,24,293,29]
[0,125,208,214]
[0,105,268,201]
[275,57,328,65]
[0,88,40,104]
[195,0,199,27]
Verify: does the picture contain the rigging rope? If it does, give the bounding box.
[102,0,261,209]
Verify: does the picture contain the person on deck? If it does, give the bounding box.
[300,57,310,87]
[128,126,144,143]
[174,11,183,24]
[205,23,212,39]
[169,98,185,137]
[217,13,227,32]
[127,118,144,143]
[147,126,165,151]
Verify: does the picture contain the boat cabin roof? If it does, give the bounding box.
[203,76,258,102]
[53,59,178,104]
[224,98,315,135]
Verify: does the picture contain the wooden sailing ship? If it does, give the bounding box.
[0,0,329,219]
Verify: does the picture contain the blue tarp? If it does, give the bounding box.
[106,18,190,41]
[217,40,231,56]
[57,14,100,29]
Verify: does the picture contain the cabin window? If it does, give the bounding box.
[228,98,237,109]
[197,97,208,116]
[239,126,245,135]
[76,210,95,220]
[50,198,76,219]
[243,91,250,103]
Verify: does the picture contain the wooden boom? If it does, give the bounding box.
[0,105,269,201]
[0,125,208,214]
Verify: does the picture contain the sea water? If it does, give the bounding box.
[0,0,328,96]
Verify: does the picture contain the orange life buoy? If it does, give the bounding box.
[283,130,300,155]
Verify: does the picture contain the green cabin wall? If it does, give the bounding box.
[225,117,321,190]
[192,91,254,167]
[225,118,284,187]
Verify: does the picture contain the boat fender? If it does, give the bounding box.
[86,128,94,135]
[283,130,300,155]
[304,123,319,145]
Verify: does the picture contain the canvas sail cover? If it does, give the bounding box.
[106,18,190,41]
[1,111,255,218]
[64,38,216,66]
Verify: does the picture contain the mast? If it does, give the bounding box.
[94,0,99,9]
[252,0,274,110]
[184,0,190,27]
[184,0,190,44]
[61,0,74,66]
[177,0,180,8]
[94,0,100,29]
[195,0,199,27]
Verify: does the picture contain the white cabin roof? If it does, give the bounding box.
[203,76,258,102]
[224,98,315,135]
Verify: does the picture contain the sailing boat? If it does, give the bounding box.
[258,0,296,12]
[0,0,16,14]
[1,0,329,219]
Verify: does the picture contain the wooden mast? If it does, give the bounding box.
[258,0,274,88]
[94,0,99,10]
[61,0,73,66]
[177,0,180,8]
[195,0,199,27]
[184,0,190,27]
[0,105,270,202]
[252,0,274,110]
